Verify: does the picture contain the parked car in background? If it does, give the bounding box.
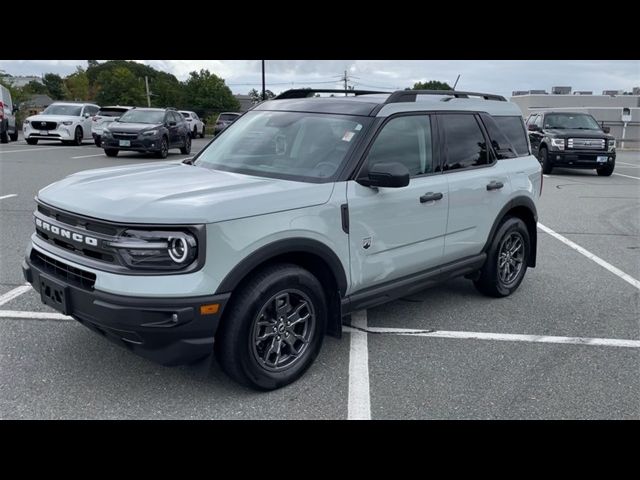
[101,107,191,158]
[179,110,205,138]
[214,112,241,135]
[526,111,616,176]
[0,84,20,143]
[92,105,133,147]
[23,102,100,145]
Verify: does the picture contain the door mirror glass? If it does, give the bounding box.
[359,162,410,188]
[527,124,539,131]
[169,121,177,126]
[602,126,610,134]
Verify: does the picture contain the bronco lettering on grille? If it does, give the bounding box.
[35,217,98,247]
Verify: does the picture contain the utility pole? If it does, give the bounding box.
[337,70,359,96]
[145,76,151,107]
[261,60,266,101]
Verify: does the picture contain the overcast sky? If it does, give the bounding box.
[1,60,638,97]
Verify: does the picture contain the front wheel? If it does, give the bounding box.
[9,127,19,142]
[215,264,327,390]
[26,138,38,145]
[156,136,169,158]
[94,136,102,147]
[73,127,83,146]
[474,216,530,298]
[180,135,191,154]
[539,147,553,174]
[200,126,205,138]
[104,149,119,157]
[597,160,615,176]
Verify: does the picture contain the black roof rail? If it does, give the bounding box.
[274,88,389,99]
[385,90,507,103]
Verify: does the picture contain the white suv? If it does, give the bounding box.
[91,105,132,147]
[180,110,205,138]
[24,102,100,145]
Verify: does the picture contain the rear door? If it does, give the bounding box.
[439,112,513,263]
[528,114,544,155]
[347,114,449,293]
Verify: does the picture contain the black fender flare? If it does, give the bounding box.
[483,196,538,267]
[215,237,348,296]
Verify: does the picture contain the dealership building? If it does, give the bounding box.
[510,87,640,147]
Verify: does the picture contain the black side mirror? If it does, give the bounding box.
[12,106,19,113]
[527,124,540,132]
[169,121,176,126]
[602,126,610,134]
[358,162,410,188]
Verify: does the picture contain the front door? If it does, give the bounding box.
[347,114,449,293]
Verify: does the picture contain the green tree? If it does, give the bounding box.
[23,80,48,95]
[248,88,275,104]
[183,69,239,114]
[95,67,146,106]
[64,67,90,101]
[42,73,65,99]
[412,80,452,90]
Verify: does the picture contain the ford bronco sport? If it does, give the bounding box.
[23,89,542,390]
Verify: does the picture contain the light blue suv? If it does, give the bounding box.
[23,89,542,390]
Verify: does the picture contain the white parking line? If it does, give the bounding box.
[0,285,32,307]
[617,162,640,167]
[344,326,640,348]
[71,153,105,159]
[613,172,640,180]
[0,194,17,200]
[538,223,640,290]
[0,310,72,321]
[348,310,371,420]
[0,147,81,154]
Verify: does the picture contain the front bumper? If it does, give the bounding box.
[102,136,161,152]
[23,253,230,366]
[24,124,75,141]
[548,149,616,168]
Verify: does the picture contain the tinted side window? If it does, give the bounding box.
[526,114,536,126]
[534,115,543,128]
[441,114,490,171]
[493,116,530,156]
[481,114,515,158]
[366,115,433,177]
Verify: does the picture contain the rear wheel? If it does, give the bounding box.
[156,136,169,158]
[0,123,8,143]
[26,138,38,145]
[200,126,205,138]
[474,216,530,298]
[215,264,327,390]
[180,135,191,154]
[9,126,18,141]
[104,149,119,157]
[597,160,615,176]
[539,147,553,174]
[94,136,102,147]
[192,127,197,139]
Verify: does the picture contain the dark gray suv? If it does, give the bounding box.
[101,107,191,158]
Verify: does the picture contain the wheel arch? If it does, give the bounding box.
[484,197,538,267]
[215,238,348,338]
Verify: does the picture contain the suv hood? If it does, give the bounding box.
[545,128,613,140]
[27,114,79,123]
[107,122,163,132]
[37,163,335,224]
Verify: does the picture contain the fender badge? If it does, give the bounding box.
[362,237,372,250]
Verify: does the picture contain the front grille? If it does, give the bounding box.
[31,249,96,290]
[113,132,138,140]
[568,138,605,150]
[33,121,57,130]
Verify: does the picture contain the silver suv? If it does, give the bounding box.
[23,89,542,390]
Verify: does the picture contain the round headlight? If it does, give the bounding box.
[168,236,189,263]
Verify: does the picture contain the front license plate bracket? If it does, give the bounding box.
[39,275,71,315]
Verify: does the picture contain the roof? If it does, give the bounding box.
[255,93,521,117]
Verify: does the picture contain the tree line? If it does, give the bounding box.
[0,60,240,118]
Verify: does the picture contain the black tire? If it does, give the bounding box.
[94,136,102,147]
[104,149,119,157]
[192,127,197,139]
[156,136,169,158]
[474,216,530,298]
[539,147,553,174]
[9,127,19,142]
[199,126,205,138]
[72,127,83,146]
[597,160,615,176]
[26,138,38,145]
[215,263,327,390]
[0,122,8,144]
[180,135,191,154]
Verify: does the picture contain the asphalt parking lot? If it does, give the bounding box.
[1,136,638,419]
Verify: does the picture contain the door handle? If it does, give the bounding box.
[420,192,443,203]
[486,181,504,191]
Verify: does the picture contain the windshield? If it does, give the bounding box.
[42,104,82,116]
[195,110,371,182]
[98,108,129,117]
[118,110,165,124]
[544,113,601,130]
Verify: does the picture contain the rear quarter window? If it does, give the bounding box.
[492,115,530,156]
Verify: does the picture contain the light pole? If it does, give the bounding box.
[261,60,266,101]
